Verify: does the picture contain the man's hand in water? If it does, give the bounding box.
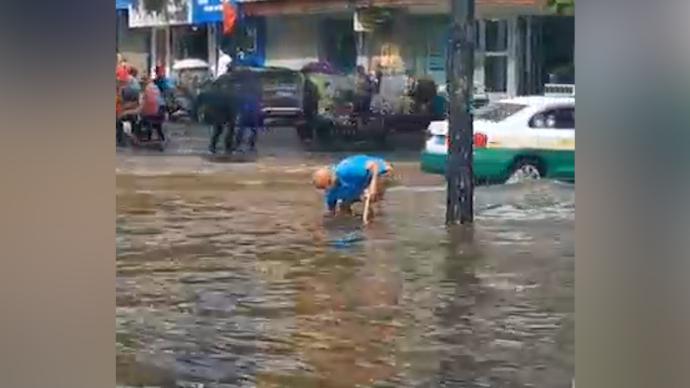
[337,203,353,216]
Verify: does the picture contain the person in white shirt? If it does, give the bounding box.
[217,51,232,78]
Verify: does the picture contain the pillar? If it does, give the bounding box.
[150,27,157,77]
[506,17,519,97]
[165,25,172,75]
[356,32,370,70]
[474,19,486,92]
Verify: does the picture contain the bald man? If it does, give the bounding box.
[313,155,393,219]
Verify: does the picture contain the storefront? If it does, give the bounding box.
[191,0,266,75]
[240,0,573,97]
[319,15,358,73]
[127,0,207,75]
[261,15,319,70]
[116,0,150,73]
[367,9,574,98]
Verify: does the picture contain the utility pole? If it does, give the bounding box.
[445,0,475,224]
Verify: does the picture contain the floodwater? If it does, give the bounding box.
[116,159,574,388]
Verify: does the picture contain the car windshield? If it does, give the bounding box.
[474,102,527,122]
[262,71,300,92]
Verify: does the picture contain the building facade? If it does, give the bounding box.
[240,0,573,98]
[115,0,573,98]
[116,0,266,77]
[116,0,150,72]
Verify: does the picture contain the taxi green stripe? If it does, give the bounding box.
[420,148,574,182]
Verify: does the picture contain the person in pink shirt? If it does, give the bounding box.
[139,75,165,142]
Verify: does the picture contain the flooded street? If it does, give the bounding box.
[116,150,574,387]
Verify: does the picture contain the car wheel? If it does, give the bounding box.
[506,158,543,184]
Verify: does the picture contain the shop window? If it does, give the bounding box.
[485,20,507,52]
[174,25,208,60]
[237,25,258,55]
[482,19,508,93]
[218,18,265,67]
[484,55,507,92]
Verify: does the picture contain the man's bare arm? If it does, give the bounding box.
[366,161,379,199]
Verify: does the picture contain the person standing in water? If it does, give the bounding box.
[312,155,393,223]
[234,70,263,153]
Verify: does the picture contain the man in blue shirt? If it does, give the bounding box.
[312,155,393,221]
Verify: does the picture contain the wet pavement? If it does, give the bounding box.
[116,125,574,387]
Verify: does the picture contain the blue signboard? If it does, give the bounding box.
[191,0,239,24]
[116,0,132,10]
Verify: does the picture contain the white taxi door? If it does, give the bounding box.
[531,106,575,150]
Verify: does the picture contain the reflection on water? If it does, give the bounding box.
[117,168,573,388]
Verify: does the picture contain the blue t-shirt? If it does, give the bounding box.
[325,155,389,211]
[154,77,172,94]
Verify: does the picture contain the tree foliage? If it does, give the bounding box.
[547,0,574,15]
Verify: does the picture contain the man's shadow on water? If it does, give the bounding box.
[321,208,391,253]
[322,215,367,252]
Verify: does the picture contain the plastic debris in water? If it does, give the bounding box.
[328,231,364,248]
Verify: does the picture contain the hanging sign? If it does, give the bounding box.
[191,0,223,23]
[128,0,192,27]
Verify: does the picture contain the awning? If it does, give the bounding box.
[242,0,351,16]
[241,0,550,17]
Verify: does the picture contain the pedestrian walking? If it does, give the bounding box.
[202,84,238,155]
[139,75,166,142]
[233,71,263,153]
[118,66,142,143]
[216,50,233,78]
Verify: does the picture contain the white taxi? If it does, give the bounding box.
[420,85,575,184]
